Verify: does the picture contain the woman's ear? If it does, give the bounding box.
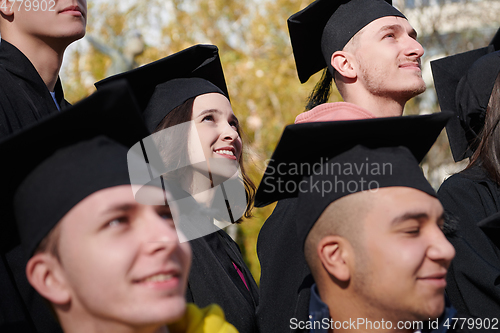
[331,51,357,80]
[317,235,352,282]
[26,253,71,305]
[0,0,14,16]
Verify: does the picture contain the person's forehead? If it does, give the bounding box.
[192,93,233,115]
[60,186,133,221]
[367,187,443,219]
[357,15,413,38]
[61,185,141,225]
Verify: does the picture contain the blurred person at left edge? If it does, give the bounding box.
[0,0,86,331]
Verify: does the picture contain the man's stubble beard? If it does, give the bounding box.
[357,56,427,103]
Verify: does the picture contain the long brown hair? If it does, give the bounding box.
[154,97,256,219]
[465,72,500,186]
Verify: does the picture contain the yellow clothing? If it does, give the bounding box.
[168,303,238,333]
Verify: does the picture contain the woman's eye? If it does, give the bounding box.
[202,115,214,122]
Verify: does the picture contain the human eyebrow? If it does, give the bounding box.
[390,211,429,227]
[155,204,172,213]
[380,24,418,39]
[379,24,403,35]
[101,203,135,216]
[197,109,222,118]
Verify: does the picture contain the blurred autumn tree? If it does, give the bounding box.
[61,0,499,282]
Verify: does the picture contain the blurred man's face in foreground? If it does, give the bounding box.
[28,185,191,331]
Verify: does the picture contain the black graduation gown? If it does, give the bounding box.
[256,198,313,333]
[187,230,259,333]
[0,39,69,333]
[438,167,500,319]
[0,39,70,138]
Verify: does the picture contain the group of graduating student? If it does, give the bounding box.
[0,0,499,332]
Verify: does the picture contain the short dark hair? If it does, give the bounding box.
[34,220,62,261]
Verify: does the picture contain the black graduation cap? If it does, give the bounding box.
[477,211,500,251]
[0,80,151,256]
[95,44,229,133]
[431,28,500,162]
[255,112,451,207]
[255,112,451,247]
[288,0,405,83]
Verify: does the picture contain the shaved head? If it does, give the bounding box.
[304,191,373,278]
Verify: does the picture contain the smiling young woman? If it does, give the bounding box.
[149,70,259,333]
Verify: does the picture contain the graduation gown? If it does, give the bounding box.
[187,230,259,333]
[0,39,69,332]
[256,102,375,333]
[438,166,500,319]
[256,199,313,333]
[0,39,69,138]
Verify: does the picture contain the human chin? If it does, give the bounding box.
[207,157,240,186]
[410,279,446,320]
[129,295,187,326]
[394,79,426,102]
[402,70,426,92]
[415,293,445,321]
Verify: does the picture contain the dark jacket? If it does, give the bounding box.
[0,39,68,333]
[438,166,500,319]
[308,283,490,333]
[187,230,260,333]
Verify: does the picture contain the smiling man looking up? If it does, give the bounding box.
[289,0,425,119]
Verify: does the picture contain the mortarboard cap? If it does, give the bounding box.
[255,112,451,207]
[294,145,438,247]
[288,0,405,83]
[431,28,500,162]
[0,80,151,256]
[254,112,451,246]
[95,44,229,133]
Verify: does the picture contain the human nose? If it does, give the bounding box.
[405,36,424,59]
[141,209,180,255]
[427,227,456,265]
[220,122,240,142]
